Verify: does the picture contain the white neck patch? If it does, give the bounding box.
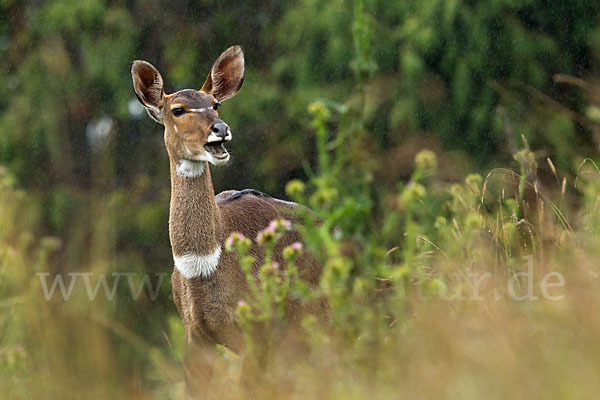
[176,159,205,178]
[174,247,221,279]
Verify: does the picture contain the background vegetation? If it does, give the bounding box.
[1,0,600,398]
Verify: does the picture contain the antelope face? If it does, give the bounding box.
[131,46,245,167]
[164,89,232,164]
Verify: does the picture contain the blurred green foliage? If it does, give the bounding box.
[2,0,599,195]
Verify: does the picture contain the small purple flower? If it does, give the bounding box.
[237,300,246,306]
[256,229,276,244]
[225,232,247,251]
[268,220,278,231]
[257,219,294,245]
[283,242,303,260]
[272,262,280,270]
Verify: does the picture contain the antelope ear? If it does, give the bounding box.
[201,46,245,101]
[131,60,165,123]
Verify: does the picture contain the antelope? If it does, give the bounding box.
[131,46,326,399]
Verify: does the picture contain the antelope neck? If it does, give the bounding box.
[169,159,222,277]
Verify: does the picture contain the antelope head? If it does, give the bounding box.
[131,46,245,168]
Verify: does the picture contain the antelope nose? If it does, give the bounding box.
[211,122,230,140]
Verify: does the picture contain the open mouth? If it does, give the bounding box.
[203,141,229,159]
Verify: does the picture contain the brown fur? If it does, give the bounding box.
[170,166,324,350]
[132,47,326,399]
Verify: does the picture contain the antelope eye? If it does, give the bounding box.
[172,107,185,117]
[213,103,221,111]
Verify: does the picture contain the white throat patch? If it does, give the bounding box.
[176,159,205,178]
[173,247,221,279]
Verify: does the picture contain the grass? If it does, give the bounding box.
[1,93,600,399]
